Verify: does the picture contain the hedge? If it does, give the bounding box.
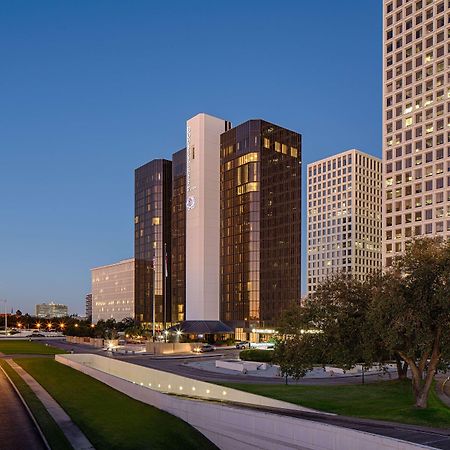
[239,349,273,363]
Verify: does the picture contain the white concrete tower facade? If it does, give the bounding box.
[307,149,382,295]
[383,0,450,266]
[185,113,231,320]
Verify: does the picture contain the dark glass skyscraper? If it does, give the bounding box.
[171,148,186,323]
[134,159,172,327]
[220,120,301,330]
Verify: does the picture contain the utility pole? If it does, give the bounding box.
[152,258,156,341]
[163,242,167,337]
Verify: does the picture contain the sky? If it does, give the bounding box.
[0,1,382,315]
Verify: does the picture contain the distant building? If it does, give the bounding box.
[307,149,382,295]
[91,258,135,323]
[35,302,68,318]
[85,293,92,320]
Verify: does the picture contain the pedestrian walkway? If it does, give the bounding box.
[0,365,46,450]
[6,359,94,450]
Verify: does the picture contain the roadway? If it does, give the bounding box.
[0,366,46,450]
[50,339,397,385]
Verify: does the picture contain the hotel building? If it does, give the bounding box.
[134,159,172,326]
[185,113,232,320]
[383,0,450,265]
[220,120,302,329]
[91,258,135,323]
[307,149,382,295]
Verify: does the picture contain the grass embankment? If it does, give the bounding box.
[0,340,66,355]
[221,380,450,429]
[0,359,73,449]
[16,358,217,450]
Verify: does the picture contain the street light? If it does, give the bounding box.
[36,322,41,330]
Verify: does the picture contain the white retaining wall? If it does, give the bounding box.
[55,354,432,450]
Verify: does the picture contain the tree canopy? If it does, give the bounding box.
[275,237,450,408]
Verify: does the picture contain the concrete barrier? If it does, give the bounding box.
[145,342,194,354]
[216,359,268,372]
[55,354,432,450]
[66,336,105,347]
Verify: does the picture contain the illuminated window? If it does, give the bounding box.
[263,138,270,148]
[152,217,160,225]
[405,117,413,126]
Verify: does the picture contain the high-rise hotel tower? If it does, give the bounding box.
[135,159,172,326]
[220,120,301,329]
[307,150,382,295]
[383,0,450,265]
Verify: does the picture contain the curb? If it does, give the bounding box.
[0,363,51,450]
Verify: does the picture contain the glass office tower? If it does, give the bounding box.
[220,120,301,330]
[171,148,186,323]
[134,159,172,327]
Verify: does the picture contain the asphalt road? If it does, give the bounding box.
[0,367,46,450]
[49,339,396,385]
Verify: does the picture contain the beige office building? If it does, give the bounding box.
[383,0,450,266]
[35,302,68,318]
[91,258,135,323]
[307,149,382,295]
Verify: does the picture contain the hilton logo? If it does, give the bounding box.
[186,196,196,210]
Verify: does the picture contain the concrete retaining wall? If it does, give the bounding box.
[145,342,194,355]
[65,336,105,347]
[216,359,268,372]
[55,354,431,450]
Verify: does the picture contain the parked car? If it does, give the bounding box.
[193,344,215,353]
[235,341,250,349]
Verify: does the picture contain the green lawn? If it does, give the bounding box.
[0,359,73,450]
[0,340,66,355]
[221,380,450,429]
[16,358,217,450]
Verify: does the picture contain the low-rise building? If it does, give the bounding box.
[91,258,135,323]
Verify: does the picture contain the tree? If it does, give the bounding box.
[370,237,450,408]
[275,275,391,380]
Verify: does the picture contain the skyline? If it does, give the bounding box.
[0,1,381,314]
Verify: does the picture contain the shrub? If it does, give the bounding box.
[239,349,273,363]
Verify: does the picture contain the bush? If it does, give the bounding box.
[239,349,273,363]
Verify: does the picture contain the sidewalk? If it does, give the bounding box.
[6,359,94,450]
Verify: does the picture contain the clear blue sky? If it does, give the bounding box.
[0,1,381,315]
